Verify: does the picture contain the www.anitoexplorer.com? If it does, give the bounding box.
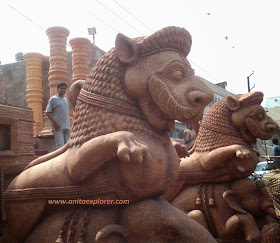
[48,198,130,206]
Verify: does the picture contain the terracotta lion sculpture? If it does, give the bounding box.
[162,91,279,242]
[179,91,278,183]
[2,26,216,242]
[171,178,280,243]
[164,91,278,197]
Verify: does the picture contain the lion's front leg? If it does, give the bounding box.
[199,144,255,171]
[67,131,151,183]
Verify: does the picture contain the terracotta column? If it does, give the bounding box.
[46,26,70,97]
[40,26,70,135]
[24,52,45,137]
[69,37,91,83]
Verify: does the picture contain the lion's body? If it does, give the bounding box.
[4,48,180,242]
[178,92,278,184]
[165,92,279,242]
[3,26,217,242]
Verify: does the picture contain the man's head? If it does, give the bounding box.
[273,138,279,145]
[57,82,67,97]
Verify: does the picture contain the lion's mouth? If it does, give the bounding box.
[246,117,273,140]
[181,110,204,124]
[148,76,202,123]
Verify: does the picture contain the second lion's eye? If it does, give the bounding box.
[255,111,265,121]
[171,70,183,81]
[258,113,264,121]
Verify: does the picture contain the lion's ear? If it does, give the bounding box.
[115,33,139,65]
[69,80,84,110]
[227,96,240,111]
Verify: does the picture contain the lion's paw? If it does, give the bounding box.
[236,149,251,159]
[116,132,152,163]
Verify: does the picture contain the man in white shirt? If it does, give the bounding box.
[46,82,70,149]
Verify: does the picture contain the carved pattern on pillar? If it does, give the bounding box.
[69,37,91,83]
[46,26,70,97]
[69,37,91,126]
[24,52,45,137]
[40,26,70,135]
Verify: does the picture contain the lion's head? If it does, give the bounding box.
[69,26,214,147]
[194,91,278,153]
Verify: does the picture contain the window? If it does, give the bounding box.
[0,124,11,151]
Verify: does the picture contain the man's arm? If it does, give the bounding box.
[46,112,60,131]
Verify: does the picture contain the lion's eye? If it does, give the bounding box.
[171,70,183,81]
[256,112,265,121]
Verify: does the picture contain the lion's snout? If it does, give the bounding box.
[265,122,279,133]
[187,90,214,108]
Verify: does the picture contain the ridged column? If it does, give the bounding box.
[69,37,91,83]
[24,52,45,137]
[46,26,70,96]
[40,26,70,135]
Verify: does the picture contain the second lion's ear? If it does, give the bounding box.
[226,96,240,111]
[115,33,139,65]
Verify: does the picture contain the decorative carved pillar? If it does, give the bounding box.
[40,26,70,135]
[24,52,45,137]
[68,37,91,125]
[69,37,91,83]
[46,26,70,96]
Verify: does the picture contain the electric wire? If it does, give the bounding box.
[96,0,144,35]
[6,3,45,31]
[189,59,238,94]
[5,2,73,47]
[100,0,227,87]
[74,0,229,91]
[112,0,154,33]
[71,0,120,33]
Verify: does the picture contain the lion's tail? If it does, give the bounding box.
[24,142,69,170]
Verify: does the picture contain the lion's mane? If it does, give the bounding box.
[69,26,192,148]
[193,95,251,153]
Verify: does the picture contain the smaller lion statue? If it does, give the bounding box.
[180,91,278,183]
[164,91,278,196]
[162,91,279,243]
